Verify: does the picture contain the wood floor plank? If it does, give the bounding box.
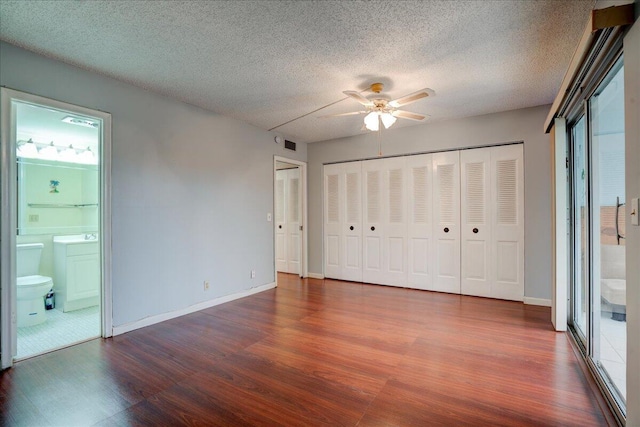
[1,273,612,426]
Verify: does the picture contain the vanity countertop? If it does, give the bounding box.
[53,234,99,244]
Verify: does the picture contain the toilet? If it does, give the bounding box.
[17,243,53,327]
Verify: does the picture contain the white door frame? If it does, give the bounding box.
[273,156,308,283]
[0,87,112,369]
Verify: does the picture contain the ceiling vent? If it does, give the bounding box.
[284,140,296,151]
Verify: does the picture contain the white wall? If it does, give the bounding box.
[623,11,640,426]
[307,105,552,300]
[0,41,307,327]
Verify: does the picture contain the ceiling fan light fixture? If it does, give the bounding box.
[380,112,397,129]
[364,112,379,131]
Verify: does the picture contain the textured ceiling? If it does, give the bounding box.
[0,0,594,143]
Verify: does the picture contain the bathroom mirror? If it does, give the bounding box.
[17,158,99,235]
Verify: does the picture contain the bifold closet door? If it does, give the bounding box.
[490,144,524,301]
[460,148,492,297]
[407,154,433,290]
[460,144,524,300]
[362,157,407,287]
[323,162,362,281]
[432,151,461,294]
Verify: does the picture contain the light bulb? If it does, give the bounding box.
[78,147,97,164]
[380,113,397,129]
[60,144,78,162]
[17,139,38,158]
[39,142,59,160]
[364,112,379,131]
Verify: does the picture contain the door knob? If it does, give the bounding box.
[349,226,354,231]
[278,225,282,229]
[473,228,478,234]
[371,226,375,231]
[444,227,449,233]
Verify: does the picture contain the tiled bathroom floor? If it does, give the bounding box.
[16,305,100,360]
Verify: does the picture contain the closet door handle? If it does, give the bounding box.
[349,226,354,231]
[444,227,449,233]
[371,226,375,231]
[473,228,478,234]
[278,225,282,229]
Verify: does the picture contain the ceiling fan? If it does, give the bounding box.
[324,83,435,131]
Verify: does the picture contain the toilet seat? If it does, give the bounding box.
[17,275,53,288]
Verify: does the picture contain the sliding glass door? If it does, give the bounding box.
[568,57,626,413]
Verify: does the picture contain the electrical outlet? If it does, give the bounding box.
[204,280,210,291]
[251,270,256,279]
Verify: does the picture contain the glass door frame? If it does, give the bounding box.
[565,51,626,420]
[0,87,113,368]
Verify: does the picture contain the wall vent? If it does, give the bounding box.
[284,140,297,151]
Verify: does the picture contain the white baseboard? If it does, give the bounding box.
[524,297,552,307]
[307,272,325,279]
[112,282,276,336]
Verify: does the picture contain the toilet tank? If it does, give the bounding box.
[17,243,44,277]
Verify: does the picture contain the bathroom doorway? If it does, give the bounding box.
[1,88,112,367]
[273,156,307,282]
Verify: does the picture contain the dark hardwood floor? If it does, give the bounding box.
[1,273,611,426]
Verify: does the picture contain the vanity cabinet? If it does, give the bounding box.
[53,236,100,312]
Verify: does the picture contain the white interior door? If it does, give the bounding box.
[460,148,492,297]
[287,168,301,275]
[491,144,524,301]
[342,162,362,282]
[383,157,407,287]
[275,170,287,272]
[324,163,342,279]
[432,151,461,294]
[362,159,384,284]
[407,154,433,290]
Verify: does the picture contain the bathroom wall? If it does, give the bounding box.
[1,41,306,328]
[18,161,99,235]
[307,105,552,301]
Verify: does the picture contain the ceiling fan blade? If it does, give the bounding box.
[343,91,373,106]
[389,88,435,108]
[319,111,367,118]
[392,110,427,121]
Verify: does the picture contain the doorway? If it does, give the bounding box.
[273,156,307,281]
[1,88,112,368]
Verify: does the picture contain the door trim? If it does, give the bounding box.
[0,87,112,369]
[273,156,307,283]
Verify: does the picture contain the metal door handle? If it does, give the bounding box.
[349,226,354,231]
[444,227,449,233]
[371,226,375,231]
[473,228,478,234]
[278,225,282,229]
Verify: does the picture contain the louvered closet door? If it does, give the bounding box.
[383,157,408,287]
[460,149,492,297]
[407,154,433,290]
[342,161,363,282]
[275,170,287,273]
[362,159,385,284]
[490,144,524,301]
[324,163,343,279]
[432,151,461,294]
[287,168,301,275]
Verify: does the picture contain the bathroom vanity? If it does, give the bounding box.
[53,235,100,312]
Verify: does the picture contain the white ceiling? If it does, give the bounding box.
[0,0,594,143]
